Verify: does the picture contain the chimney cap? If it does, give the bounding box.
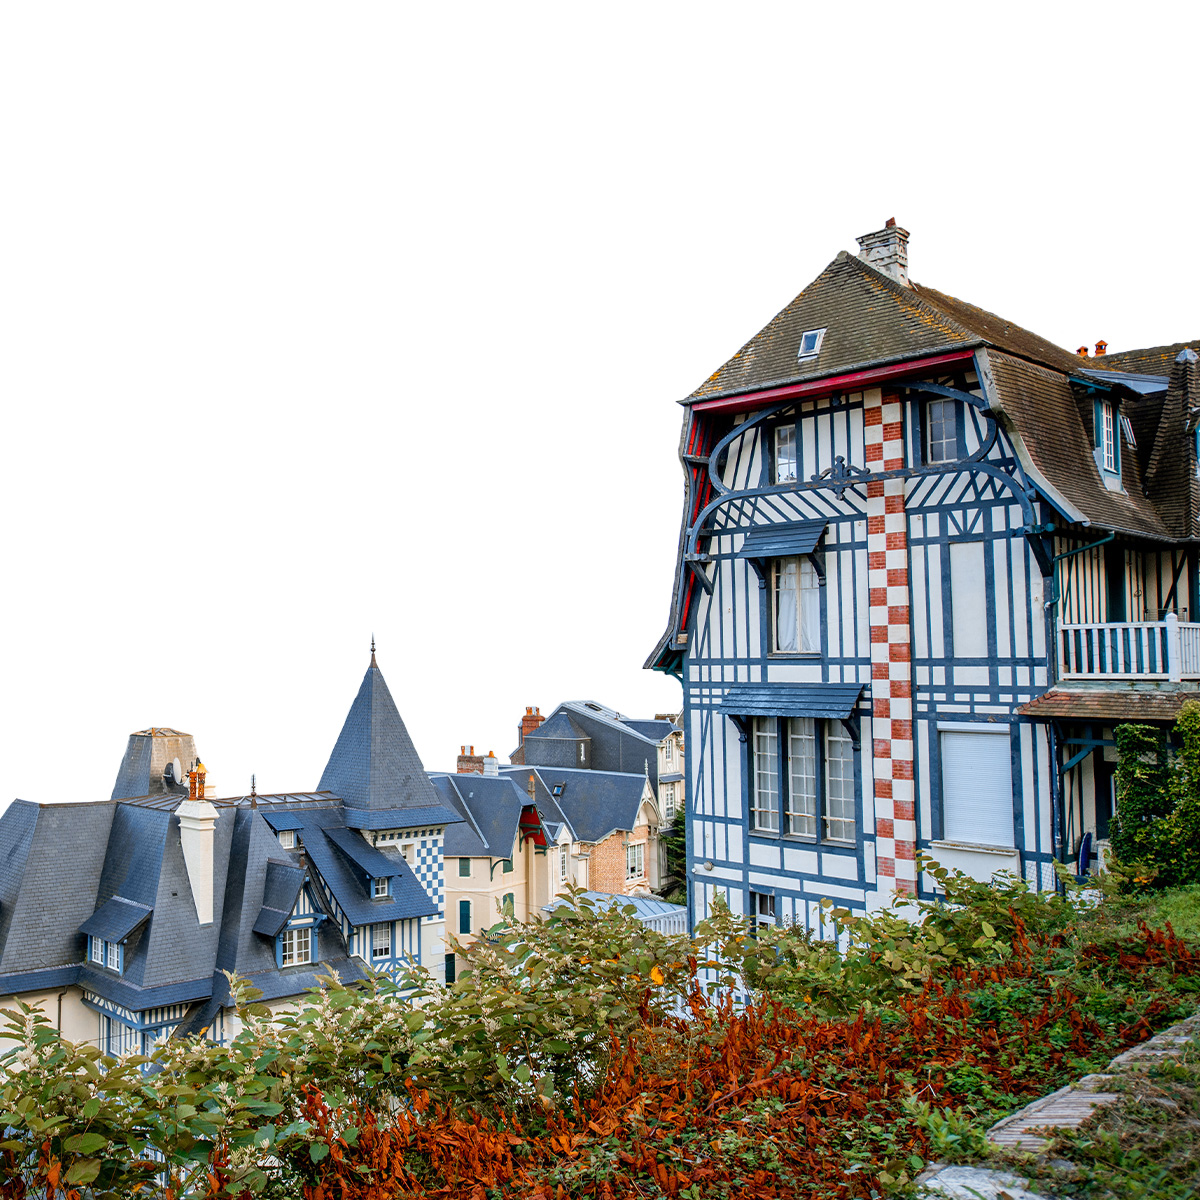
[1077,346,1090,357]
[1095,340,1108,356]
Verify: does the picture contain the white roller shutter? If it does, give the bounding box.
[940,731,1014,848]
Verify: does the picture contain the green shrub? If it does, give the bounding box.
[1111,701,1200,889]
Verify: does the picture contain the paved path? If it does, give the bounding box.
[919,1009,1200,1198]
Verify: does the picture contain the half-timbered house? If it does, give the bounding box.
[647,220,1199,930]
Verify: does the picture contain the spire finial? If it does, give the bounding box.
[250,773,257,807]
[370,633,377,667]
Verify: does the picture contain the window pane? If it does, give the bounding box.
[774,560,799,652]
[799,557,821,653]
[775,425,797,482]
[372,923,390,957]
[823,725,856,841]
[927,399,956,463]
[787,718,817,836]
[752,719,779,831]
[1102,402,1116,471]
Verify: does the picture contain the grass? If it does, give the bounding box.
[1083,882,1200,944]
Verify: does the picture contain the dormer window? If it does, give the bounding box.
[796,328,826,360]
[105,941,119,971]
[90,937,103,965]
[280,926,311,967]
[278,829,295,850]
[1101,400,1116,472]
[373,876,389,899]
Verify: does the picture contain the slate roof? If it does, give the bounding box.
[1,655,452,1035]
[318,657,445,814]
[428,773,529,858]
[501,766,651,845]
[526,711,589,743]
[554,703,664,780]
[79,897,153,942]
[428,776,490,856]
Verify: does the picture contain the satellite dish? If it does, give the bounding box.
[164,758,184,787]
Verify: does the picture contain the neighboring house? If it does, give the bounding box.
[499,765,661,896]
[429,761,573,982]
[0,649,460,1055]
[646,219,1199,931]
[655,716,685,828]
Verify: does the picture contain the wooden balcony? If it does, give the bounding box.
[1058,613,1200,682]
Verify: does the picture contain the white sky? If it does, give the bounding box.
[1,3,1196,812]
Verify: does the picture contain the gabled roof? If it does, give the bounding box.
[526,711,589,742]
[1093,340,1200,377]
[501,766,652,845]
[686,251,1085,404]
[317,657,444,814]
[428,773,530,859]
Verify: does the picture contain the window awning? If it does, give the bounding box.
[324,825,404,880]
[79,897,153,943]
[261,811,307,831]
[737,520,827,559]
[718,682,864,720]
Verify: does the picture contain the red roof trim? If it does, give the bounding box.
[689,350,977,415]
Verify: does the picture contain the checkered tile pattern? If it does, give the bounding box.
[865,392,916,896]
[414,834,444,919]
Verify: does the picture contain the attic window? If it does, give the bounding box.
[373,876,390,899]
[1119,414,1136,448]
[796,328,826,361]
[552,783,565,797]
[278,830,295,850]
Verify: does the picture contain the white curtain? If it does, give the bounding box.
[800,558,821,653]
[775,561,799,652]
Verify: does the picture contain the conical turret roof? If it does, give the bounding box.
[318,657,443,813]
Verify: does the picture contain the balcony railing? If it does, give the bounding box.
[1058,613,1200,682]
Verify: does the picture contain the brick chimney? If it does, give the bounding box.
[457,745,484,775]
[483,751,499,777]
[518,706,545,746]
[856,219,911,286]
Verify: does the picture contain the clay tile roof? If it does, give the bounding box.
[1018,688,1200,723]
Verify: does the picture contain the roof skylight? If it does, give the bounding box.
[797,328,826,360]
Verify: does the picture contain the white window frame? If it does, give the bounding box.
[281,925,312,967]
[278,829,295,850]
[661,781,676,823]
[91,937,104,965]
[751,716,856,843]
[559,845,569,882]
[105,940,119,971]
[774,424,797,483]
[796,327,826,360]
[626,840,645,881]
[373,876,389,899]
[772,557,821,654]
[926,397,957,464]
[750,890,776,934]
[1101,400,1116,472]
[752,718,780,832]
[371,922,391,959]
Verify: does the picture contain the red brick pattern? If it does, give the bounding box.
[864,391,916,896]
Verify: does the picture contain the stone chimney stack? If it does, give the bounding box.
[177,770,218,926]
[457,745,485,775]
[483,751,499,777]
[856,218,911,286]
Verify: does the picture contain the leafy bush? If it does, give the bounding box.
[1,879,1198,1198]
[1111,700,1200,889]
